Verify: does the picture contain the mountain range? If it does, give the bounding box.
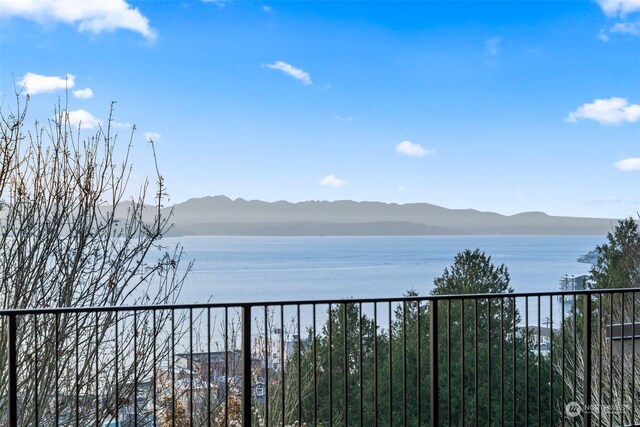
[146,196,619,236]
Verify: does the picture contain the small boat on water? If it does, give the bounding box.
[577,249,599,265]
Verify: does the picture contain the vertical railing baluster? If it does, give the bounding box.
[388,301,392,427]
[609,294,613,427]
[75,312,79,427]
[561,295,566,427]
[189,308,194,427]
[264,305,270,426]
[374,303,378,427]
[225,307,229,427]
[621,294,626,425]
[242,305,252,427]
[500,297,505,426]
[403,301,407,427]
[488,298,492,426]
[313,304,317,427]
[583,295,592,427]
[55,313,60,426]
[95,313,100,426]
[462,299,466,425]
[549,295,554,426]
[598,295,603,424]
[297,304,302,427]
[329,303,333,425]
[207,308,211,427]
[430,299,439,426]
[152,310,157,427]
[171,310,175,427]
[115,311,120,427]
[8,314,18,427]
[525,296,529,427]
[133,310,138,427]
[417,300,422,426]
[344,303,348,427]
[572,295,577,427]
[447,299,451,426]
[359,302,364,427]
[474,298,478,426]
[34,314,39,427]
[513,297,517,427]
[537,296,541,427]
[280,305,285,426]
[633,291,637,424]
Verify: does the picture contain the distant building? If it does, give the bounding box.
[251,334,308,374]
[517,325,559,356]
[176,351,243,380]
[518,325,557,346]
[606,323,640,355]
[558,274,590,291]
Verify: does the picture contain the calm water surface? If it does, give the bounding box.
[166,235,606,304]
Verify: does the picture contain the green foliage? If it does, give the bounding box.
[591,217,640,289]
[299,302,379,426]
[292,248,557,426]
[428,248,550,425]
[431,248,511,295]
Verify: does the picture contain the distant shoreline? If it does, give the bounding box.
[135,195,620,237]
[166,233,608,238]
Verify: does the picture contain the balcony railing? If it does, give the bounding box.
[1,287,639,426]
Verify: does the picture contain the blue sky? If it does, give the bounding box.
[2,0,640,218]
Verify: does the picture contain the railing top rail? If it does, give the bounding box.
[0,286,639,316]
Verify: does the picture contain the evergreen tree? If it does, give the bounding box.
[590,217,640,289]
[560,218,640,426]
[294,249,556,426]
[428,249,541,425]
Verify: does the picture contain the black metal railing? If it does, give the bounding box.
[1,287,639,426]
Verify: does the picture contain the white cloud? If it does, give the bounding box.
[395,140,434,158]
[397,185,408,192]
[262,5,272,12]
[0,0,156,40]
[611,20,640,35]
[334,116,354,122]
[144,131,161,141]
[73,87,93,99]
[485,36,501,56]
[615,157,640,171]
[565,97,640,125]
[320,174,346,188]
[596,0,640,39]
[17,72,74,94]
[266,61,312,85]
[66,109,100,129]
[597,0,640,16]
[598,28,611,41]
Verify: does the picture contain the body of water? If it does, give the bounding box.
[166,235,606,304]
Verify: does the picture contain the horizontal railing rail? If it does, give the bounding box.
[2,287,640,426]
[0,286,635,316]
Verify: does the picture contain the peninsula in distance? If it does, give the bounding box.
[141,196,620,237]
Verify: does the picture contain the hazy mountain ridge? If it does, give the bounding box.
[157,196,619,236]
